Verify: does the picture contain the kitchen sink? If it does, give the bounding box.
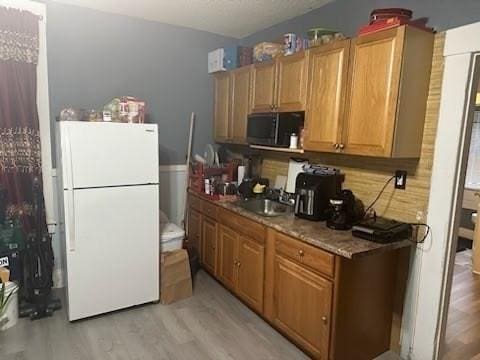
[235,198,294,217]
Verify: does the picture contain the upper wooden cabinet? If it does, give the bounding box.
[251,61,277,113]
[213,72,230,142]
[250,53,308,113]
[275,51,309,112]
[304,40,350,152]
[230,66,252,143]
[213,25,433,158]
[342,26,434,157]
[214,67,252,144]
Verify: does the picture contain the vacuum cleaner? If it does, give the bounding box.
[18,177,61,320]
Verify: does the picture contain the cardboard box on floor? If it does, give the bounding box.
[160,249,192,304]
[0,267,9,283]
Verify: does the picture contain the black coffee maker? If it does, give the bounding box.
[327,190,365,230]
[294,173,341,221]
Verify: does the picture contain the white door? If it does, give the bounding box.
[59,122,159,189]
[64,184,159,321]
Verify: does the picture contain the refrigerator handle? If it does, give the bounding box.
[66,189,76,252]
[64,126,76,252]
[64,126,75,190]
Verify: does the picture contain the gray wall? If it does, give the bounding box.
[44,1,235,165]
[241,0,480,45]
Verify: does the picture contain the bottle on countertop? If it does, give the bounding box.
[289,133,298,149]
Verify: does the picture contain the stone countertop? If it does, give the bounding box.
[194,193,413,259]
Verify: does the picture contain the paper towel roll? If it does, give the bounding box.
[238,165,246,184]
[286,158,308,193]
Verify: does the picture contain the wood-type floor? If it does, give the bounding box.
[443,250,480,360]
[0,270,398,360]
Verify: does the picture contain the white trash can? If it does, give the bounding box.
[0,281,18,331]
[160,222,185,252]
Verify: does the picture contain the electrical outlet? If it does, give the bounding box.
[395,170,407,189]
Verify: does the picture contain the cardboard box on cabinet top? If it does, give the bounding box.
[160,249,192,304]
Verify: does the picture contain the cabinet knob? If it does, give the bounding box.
[237,262,241,267]
[298,249,305,257]
[322,316,328,324]
[339,143,345,150]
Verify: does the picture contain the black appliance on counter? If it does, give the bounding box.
[352,217,412,243]
[327,190,365,230]
[294,173,341,221]
[247,112,304,147]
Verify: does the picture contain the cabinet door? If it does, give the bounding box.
[273,254,332,359]
[230,66,252,144]
[342,27,405,157]
[218,225,238,290]
[251,62,276,113]
[276,52,308,112]
[214,72,231,142]
[237,235,264,313]
[187,209,201,256]
[304,41,350,152]
[202,217,218,275]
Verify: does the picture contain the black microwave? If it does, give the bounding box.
[247,112,304,147]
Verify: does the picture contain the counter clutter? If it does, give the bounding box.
[190,191,411,259]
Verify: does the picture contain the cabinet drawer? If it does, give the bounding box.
[219,209,265,244]
[189,194,202,211]
[202,200,218,219]
[275,231,335,278]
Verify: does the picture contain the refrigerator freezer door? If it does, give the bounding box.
[59,122,159,189]
[64,185,159,321]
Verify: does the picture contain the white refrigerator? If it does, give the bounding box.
[56,121,160,321]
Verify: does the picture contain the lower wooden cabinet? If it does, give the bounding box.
[218,224,265,313]
[237,235,264,312]
[273,254,332,359]
[218,225,238,290]
[189,194,403,360]
[186,208,201,255]
[202,217,218,275]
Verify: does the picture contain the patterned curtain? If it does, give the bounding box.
[0,7,42,233]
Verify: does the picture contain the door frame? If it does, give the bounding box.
[402,22,480,360]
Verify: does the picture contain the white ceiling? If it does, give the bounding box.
[51,0,333,38]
